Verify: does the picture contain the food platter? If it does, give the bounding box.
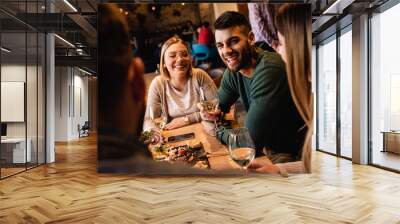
[141,130,209,169]
[150,143,209,169]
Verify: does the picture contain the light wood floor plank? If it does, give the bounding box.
[1,135,400,223]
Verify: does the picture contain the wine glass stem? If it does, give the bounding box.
[214,120,217,136]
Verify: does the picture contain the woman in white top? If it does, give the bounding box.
[143,36,217,131]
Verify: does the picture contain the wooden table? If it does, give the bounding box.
[152,123,240,170]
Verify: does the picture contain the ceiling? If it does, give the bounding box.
[0,0,392,73]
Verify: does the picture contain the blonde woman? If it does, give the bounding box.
[248,4,313,175]
[143,36,218,131]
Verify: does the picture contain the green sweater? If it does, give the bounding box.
[217,49,305,157]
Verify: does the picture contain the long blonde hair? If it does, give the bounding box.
[159,36,192,79]
[275,4,313,173]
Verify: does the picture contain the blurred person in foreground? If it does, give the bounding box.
[248,4,313,175]
[98,3,150,168]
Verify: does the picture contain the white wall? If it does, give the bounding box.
[1,64,39,138]
[71,72,89,138]
[55,66,69,141]
[1,65,26,135]
[1,63,45,163]
[74,73,89,123]
[1,64,26,81]
[55,66,89,141]
[213,3,238,19]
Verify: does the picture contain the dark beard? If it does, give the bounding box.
[226,44,254,73]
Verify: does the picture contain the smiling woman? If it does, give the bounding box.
[143,36,218,132]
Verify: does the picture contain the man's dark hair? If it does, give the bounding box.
[214,11,251,34]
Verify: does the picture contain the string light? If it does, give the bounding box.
[1,47,11,53]
[63,0,78,12]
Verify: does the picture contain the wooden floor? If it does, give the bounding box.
[1,167,26,178]
[372,150,400,171]
[1,136,400,223]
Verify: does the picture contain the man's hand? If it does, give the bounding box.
[201,121,216,137]
[197,102,221,121]
[164,117,189,130]
[248,156,280,174]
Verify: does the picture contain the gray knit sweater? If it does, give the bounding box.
[143,68,217,131]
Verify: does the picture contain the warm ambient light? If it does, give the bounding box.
[76,48,83,55]
[78,67,92,76]
[63,0,78,12]
[54,34,75,48]
[1,47,11,53]
[152,6,156,11]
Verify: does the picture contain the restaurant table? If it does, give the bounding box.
[150,123,241,170]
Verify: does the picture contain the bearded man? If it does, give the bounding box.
[206,11,306,163]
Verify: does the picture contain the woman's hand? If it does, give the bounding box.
[248,156,280,174]
[164,117,189,130]
[149,129,164,145]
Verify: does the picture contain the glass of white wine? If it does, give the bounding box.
[228,128,256,173]
[199,98,219,136]
[149,106,167,130]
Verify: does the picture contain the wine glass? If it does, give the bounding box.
[201,99,219,135]
[154,116,167,130]
[149,106,167,130]
[199,87,220,135]
[228,128,256,173]
[208,98,219,136]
